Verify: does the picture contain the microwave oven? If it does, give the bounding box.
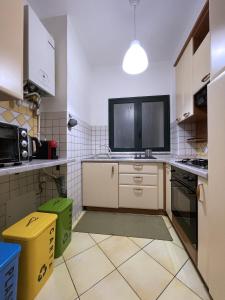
[0,122,29,166]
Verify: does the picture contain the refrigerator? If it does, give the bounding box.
[208,1,225,299]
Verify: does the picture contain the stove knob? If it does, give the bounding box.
[22,150,28,158]
[21,140,28,148]
[21,130,27,138]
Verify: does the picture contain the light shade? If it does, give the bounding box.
[122,40,149,75]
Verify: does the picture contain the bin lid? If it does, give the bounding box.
[0,242,21,271]
[38,198,73,214]
[2,212,57,241]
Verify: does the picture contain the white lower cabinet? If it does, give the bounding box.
[119,185,158,209]
[119,163,163,210]
[82,162,119,208]
[197,177,209,285]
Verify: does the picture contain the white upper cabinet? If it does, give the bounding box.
[210,0,225,79]
[175,39,194,122]
[193,33,211,94]
[0,0,23,100]
[24,5,55,96]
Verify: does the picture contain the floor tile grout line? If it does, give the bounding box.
[155,276,176,300]
[175,260,209,300]
[88,232,112,245]
[142,244,189,278]
[64,243,96,263]
[78,269,116,298]
[64,260,80,300]
[175,276,206,300]
[127,236,154,249]
[93,240,142,300]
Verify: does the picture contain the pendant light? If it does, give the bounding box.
[122,0,149,75]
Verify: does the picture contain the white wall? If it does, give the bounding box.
[41,15,68,112]
[89,61,172,126]
[67,17,92,123]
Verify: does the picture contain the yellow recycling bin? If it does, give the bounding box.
[2,212,57,300]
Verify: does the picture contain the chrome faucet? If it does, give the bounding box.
[100,144,112,158]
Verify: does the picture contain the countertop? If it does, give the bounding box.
[82,155,208,179]
[0,158,76,176]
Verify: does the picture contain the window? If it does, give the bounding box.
[108,96,170,152]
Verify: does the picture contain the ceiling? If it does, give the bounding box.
[28,0,206,67]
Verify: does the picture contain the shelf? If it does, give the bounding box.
[0,158,76,177]
[187,138,207,143]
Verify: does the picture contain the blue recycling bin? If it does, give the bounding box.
[0,242,21,300]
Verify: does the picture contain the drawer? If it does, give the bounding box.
[119,174,158,186]
[119,163,158,174]
[119,185,158,209]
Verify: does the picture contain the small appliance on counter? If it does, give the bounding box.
[32,139,58,160]
[0,122,29,167]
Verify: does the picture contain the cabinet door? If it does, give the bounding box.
[193,33,211,94]
[182,40,194,119]
[119,185,158,209]
[166,164,172,220]
[210,0,225,79]
[197,177,209,284]
[175,59,183,122]
[0,0,23,100]
[208,74,225,299]
[83,163,118,208]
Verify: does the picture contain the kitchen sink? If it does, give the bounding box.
[93,154,156,160]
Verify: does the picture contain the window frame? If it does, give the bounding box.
[108,95,170,152]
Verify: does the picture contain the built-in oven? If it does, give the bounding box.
[171,166,198,264]
[0,122,29,166]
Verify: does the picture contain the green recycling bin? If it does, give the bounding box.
[38,197,73,258]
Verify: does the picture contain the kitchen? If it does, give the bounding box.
[0,0,224,299]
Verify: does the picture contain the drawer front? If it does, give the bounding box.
[119,174,158,186]
[119,185,158,209]
[119,163,158,174]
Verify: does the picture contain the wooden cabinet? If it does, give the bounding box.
[207,72,225,299]
[0,0,23,100]
[175,40,194,122]
[165,164,172,221]
[209,0,225,80]
[193,33,211,94]
[119,163,164,210]
[82,163,119,208]
[119,185,158,210]
[197,177,209,284]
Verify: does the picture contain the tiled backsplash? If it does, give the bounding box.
[170,120,208,157]
[0,100,38,136]
[91,126,109,155]
[67,116,92,220]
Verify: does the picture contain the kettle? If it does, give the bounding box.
[28,136,41,160]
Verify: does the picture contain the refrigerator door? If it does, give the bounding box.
[208,71,225,300]
[209,0,225,80]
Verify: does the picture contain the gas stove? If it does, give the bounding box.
[176,158,208,169]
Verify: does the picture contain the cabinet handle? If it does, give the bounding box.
[133,176,143,182]
[133,188,143,193]
[111,166,115,175]
[183,112,190,118]
[197,183,204,202]
[134,164,143,170]
[201,73,210,83]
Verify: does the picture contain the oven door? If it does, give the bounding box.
[171,177,198,250]
[0,123,19,163]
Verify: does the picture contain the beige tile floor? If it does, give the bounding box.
[35,215,211,300]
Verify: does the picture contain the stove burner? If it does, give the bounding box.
[177,158,208,169]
